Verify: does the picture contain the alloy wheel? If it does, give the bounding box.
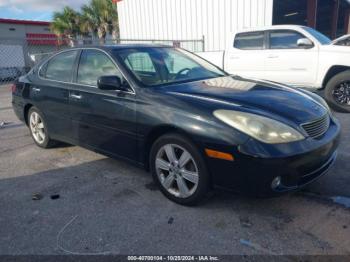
[155,144,199,198]
[333,81,350,106]
[29,112,46,144]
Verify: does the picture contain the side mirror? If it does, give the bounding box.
[97,75,129,91]
[297,38,313,48]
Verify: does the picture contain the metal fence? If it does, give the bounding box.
[0,36,205,85]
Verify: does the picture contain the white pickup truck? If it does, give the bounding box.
[197,25,350,113]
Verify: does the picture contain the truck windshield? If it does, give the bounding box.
[302,27,332,45]
[113,47,226,87]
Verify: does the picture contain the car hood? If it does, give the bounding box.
[331,34,350,45]
[320,44,350,52]
[161,76,327,124]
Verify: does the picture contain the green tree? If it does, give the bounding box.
[80,0,120,44]
[51,7,81,47]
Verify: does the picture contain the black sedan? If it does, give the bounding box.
[12,45,340,205]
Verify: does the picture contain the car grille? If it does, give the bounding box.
[301,114,330,138]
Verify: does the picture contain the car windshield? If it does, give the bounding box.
[302,27,332,45]
[113,47,226,86]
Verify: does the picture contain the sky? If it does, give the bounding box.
[0,0,90,21]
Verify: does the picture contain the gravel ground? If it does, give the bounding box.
[0,84,349,255]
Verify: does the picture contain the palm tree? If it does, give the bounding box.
[111,3,120,44]
[80,0,120,44]
[51,7,81,47]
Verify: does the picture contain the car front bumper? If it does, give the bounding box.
[204,119,341,196]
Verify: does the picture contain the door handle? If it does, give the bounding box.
[32,87,41,92]
[70,94,82,100]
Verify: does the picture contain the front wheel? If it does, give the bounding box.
[324,70,350,113]
[150,133,211,206]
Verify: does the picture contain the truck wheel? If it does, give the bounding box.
[324,70,350,113]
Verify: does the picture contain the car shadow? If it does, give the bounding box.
[1,156,350,255]
[1,150,348,211]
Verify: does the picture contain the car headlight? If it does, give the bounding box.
[213,110,305,144]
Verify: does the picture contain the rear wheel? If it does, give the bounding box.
[150,133,211,205]
[325,70,350,113]
[28,107,56,148]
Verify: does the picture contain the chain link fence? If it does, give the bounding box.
[0,36,205,85]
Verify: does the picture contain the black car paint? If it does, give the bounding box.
[12,46,340,195]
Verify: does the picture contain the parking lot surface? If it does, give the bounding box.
[0,84,350,255]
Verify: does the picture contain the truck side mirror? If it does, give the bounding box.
[297,38,314,48]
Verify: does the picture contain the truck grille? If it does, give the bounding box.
[301,114,330,139]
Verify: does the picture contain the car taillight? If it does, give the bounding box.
[11,84,16,93]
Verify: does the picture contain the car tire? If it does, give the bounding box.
[28,107,56,148]
[150,133,211,206]
[324,70,350,113]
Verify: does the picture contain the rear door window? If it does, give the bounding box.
[44,50,78,82]
[234,32,265,50]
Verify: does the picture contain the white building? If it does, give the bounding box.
[117,0,350,51]
[118,0,273,51]
[0,18,55,71]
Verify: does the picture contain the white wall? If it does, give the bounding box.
[117,0,273,51]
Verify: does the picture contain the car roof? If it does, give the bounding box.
[235,24,307,34]
[36,44,174,67]
[68,44,173,52]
